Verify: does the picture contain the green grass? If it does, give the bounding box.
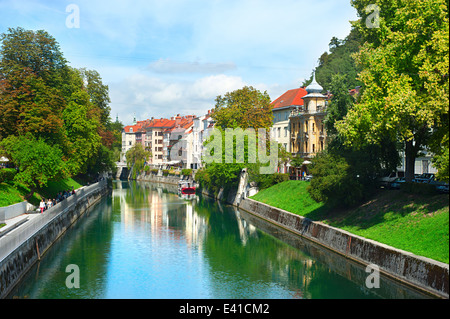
[250,180,449,263]
[250,180,327,216]
[0,181,41,206]
[0,177,85,207]
[37,178,84,200]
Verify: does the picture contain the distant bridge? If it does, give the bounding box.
[115,162,129,180]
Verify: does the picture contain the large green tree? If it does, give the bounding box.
[212,86,273,130]
[337,0,449,182]
[0,27,119,179]
[0,134,67,199]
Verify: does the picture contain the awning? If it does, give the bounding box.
[0,156,9,162]
[302,160,312,165]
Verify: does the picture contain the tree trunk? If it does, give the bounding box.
[25,187,36,200]
[405,140,416,183]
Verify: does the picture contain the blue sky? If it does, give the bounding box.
[0,0,358,125]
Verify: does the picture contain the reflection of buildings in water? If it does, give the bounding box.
[234,208,257,246]
[184,200,208,252]
[113,181,208,253]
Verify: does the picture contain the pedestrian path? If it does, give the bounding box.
[0,213,39,238]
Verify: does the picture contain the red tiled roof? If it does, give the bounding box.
[271,88,308,109]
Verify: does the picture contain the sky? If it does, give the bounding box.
[0,0,359,125]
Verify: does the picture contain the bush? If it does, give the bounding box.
[251,173,289,190]
[162,169,169,176]
[144,166,150,174]
[151,168,158,174]
[307,152,365,208]
[0,168,17,183]
[182,168,192,176]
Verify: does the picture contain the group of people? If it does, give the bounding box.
[39,187,76,213]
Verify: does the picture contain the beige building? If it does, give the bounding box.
[290,74,328,159]
[271,87,308,154]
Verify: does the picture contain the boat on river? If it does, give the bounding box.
[178,180,196,195]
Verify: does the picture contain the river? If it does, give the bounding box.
[7,180,431,299]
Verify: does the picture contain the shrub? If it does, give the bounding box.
[0,168,17,183]
[151,168,158,174]
[251,173,289,190]
[307,152,365,208]
[182,168,192,176]
[144,165,150,174]
[162,169,169,176]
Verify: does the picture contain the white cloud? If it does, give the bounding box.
[147,58,236,74]
[109,73,247,124]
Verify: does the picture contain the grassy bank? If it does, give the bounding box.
[250,180,449,263]
[0,177,85,207]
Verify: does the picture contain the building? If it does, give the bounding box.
[120,117,148,162]
[191,110,215,169]
[290,73,328,159]
[271,87,308,153]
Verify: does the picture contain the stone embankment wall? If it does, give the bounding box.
[135,172,193,185]
[238,197,449,299]
[0,180,110,299]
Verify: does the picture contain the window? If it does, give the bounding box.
[278,127,281,138]
[284,127,288,137]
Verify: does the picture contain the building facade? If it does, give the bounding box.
[271,88,308,153]
[290,74,328,159]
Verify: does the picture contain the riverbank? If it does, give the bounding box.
[250,180,449,264]
[0,177,86,208]
[0,179,110,298]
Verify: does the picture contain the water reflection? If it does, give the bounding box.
[8,180,432,299]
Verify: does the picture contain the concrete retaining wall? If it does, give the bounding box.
[0,202,35,224]
[135,172,192,185]
[238,197,449,299]
[0,180,110,299]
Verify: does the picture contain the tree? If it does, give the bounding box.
[212,86,273,130]
[62,90,102,175]
[0,134,67,199]
[324,73,355,136]
[0,27,67,89]
[337,0,449,182]
[302,27,363,90]
[126,143,151,179]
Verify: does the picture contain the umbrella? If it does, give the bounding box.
[302,160,312,165]
[0,156,9,162]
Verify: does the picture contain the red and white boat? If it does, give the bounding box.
[178,180,196,194]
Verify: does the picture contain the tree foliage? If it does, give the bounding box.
[126,143,151,179]
[0,27,119,181]
[303,27,363,90]
[0,134,66,198]
[337,0,449,181]
[212,86,273,130]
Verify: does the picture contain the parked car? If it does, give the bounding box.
[378,171,405,188]
[429,180,449,194]
[390,177,405,189]
[413,173,435,184]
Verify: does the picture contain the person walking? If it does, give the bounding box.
[39,199,46,213]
